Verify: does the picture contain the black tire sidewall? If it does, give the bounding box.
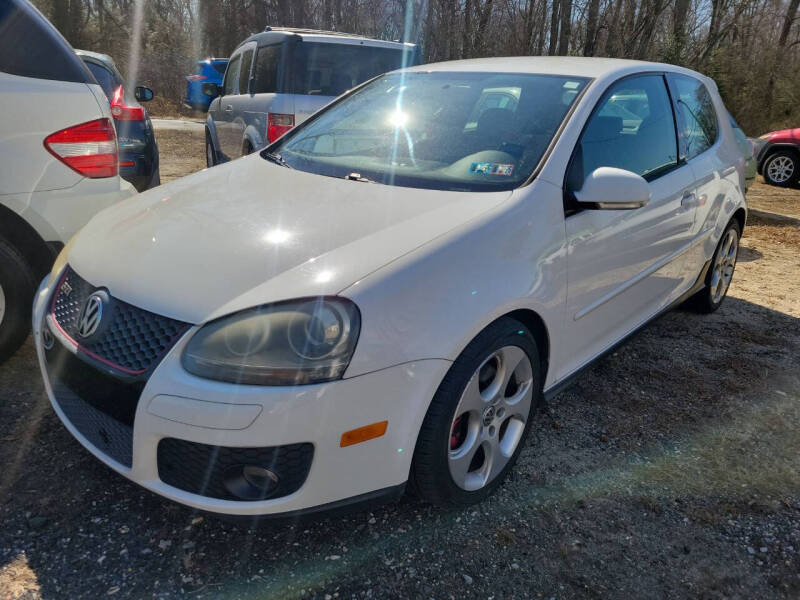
[703,220,742,312]
[764,151,797,187]
[411,318,543,506]
[206,134,215,167]
[0,239,36,362]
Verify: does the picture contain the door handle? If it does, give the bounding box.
[224,105,233,113]
[680,192,705,209]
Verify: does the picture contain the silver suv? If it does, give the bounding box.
[203,27,419,165]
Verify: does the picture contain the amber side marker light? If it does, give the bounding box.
[340,421,388,447]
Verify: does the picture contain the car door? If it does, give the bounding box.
[225,42,255,157]
[556,73,698,382]
[215,51,241,160]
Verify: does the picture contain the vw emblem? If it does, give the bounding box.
[482,405,496,426]
[77,293,105,338]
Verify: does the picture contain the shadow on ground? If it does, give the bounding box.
[1,295,798,599]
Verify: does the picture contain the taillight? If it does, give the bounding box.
[267,113,294,143]
[44,118,118,178]
[110,85,146,121]
[186,74,207,82]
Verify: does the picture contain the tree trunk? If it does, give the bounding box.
[766,0,800,118]
[548,0,560,55]
[673,0,690,59]
[583,0,600,56]
[557,0,571,55]
[463,0,473,57]
[472,0,493,56]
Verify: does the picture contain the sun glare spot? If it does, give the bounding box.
[388,110,409,128]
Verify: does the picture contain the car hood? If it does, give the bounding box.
[67,155,511,324]
[762,128,800,140]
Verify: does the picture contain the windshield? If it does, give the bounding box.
[293,42,416,96]
[270,71,588,191]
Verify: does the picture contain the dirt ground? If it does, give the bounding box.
[155,128,207,184]
[0,141,798,599]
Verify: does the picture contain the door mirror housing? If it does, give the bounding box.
[574,167,651,210]
[202,82,221,98]
[134,86,154,102]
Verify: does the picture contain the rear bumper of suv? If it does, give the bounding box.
[2,177,136,244]
[33,271,448,517]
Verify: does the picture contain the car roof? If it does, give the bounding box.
[242,27,414,51]
[401,56,714,85]
[75,48,115,66]
[197,58,228,64]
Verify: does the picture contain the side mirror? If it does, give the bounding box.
[134,86,154,102]
[574,167,651,209]
[202,82,221,98]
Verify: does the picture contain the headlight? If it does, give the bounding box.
[182,297,360,385]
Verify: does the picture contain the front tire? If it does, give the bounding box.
[763,151,798,187]
[410,318,542,507]
[0,237,36,363]
[686,220,741,313]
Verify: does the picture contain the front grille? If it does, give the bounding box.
[45,344,143,467]
[157,439,314,501]
[52,267,189,375]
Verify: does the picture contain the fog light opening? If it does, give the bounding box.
[223,464,279,500]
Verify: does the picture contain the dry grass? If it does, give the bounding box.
[0,554,40,600]
[153,128,207,184]
[747,179,800,219]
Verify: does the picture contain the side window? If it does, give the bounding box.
[253,45,281,94]
[238,48,254,95]
[568,74,678,192]
[223,54,241,96]
[85,62,117,100]
[670,74,718,160]
[0,0,91,83]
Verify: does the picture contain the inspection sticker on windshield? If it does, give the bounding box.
[469,162,514,176]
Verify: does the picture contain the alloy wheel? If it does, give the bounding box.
[0,283,5,326]
[767,155,795,183]
[710,228,739,304]
[448,345,533,491]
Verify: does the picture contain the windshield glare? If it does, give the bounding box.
[270,71,589,192]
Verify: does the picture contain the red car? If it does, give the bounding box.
[756,127,800,186]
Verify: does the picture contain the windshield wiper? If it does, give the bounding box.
[263,151,292,168]
[344,172,373,183]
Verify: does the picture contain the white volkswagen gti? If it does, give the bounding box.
[33,57,747,517]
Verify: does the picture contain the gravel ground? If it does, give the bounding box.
[1,139,799,599]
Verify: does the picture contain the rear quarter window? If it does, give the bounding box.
[253,45,281,94]
[84,61,118,100]
[670,74,719,160]
[0,0,91,83]
[293,42,412,96]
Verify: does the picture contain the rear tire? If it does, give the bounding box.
[686,220,741,313]
[0,237,36,363]
[763,150,798,187]
[206,132,217,168]
[410,317,543,507]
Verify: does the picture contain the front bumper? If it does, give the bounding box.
[33,275,449,516]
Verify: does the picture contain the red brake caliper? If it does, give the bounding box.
[450,415,464,450]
